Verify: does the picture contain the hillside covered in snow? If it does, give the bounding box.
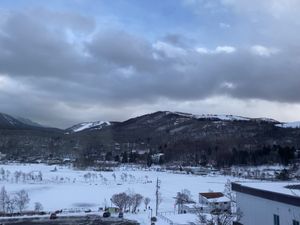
[0,111,299,167]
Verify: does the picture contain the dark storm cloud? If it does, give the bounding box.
[0,11,88,79]
[0,6,300,127]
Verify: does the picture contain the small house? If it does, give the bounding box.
[181,192,231,214]
[198,192,231,213]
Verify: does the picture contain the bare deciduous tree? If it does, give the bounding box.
[5,195,17,213]
[131,194,143,213]
[112,173,116,182]
[111,192,128,210]
[195,206,243,225]
[126,193,134,212]
[176,189,193,213]
[224,179,234,202]
[14,171,22,183]
[144,197,151,209]
[15,190,30,213]
[37,172,43,181]
[34,202,43,212]
[112,191,145,213]
[0,186,9,213]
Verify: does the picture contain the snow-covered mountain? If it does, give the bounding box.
[0,112,23,127]
[167,111,279,123]
[276,121,300,128]
[0,112,45,129]
[66,121,112,133]
[65,111,285,134]
[1,110,300,165]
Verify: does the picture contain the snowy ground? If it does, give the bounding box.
[0,163,243,225]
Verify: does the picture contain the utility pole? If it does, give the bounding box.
[155,178,161,216]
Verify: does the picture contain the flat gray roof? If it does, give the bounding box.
[232,182,300,207]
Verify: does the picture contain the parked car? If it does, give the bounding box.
[50,213,58,220]
[103,211,111,218]
[151,217,157,222]
[118,212,124,218]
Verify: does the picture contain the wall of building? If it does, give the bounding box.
[199,195,209,205]
[198,195,230,212]
[237,192,300,225]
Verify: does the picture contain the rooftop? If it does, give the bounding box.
[200,192,224,199]
[232,182,300,207]
[234,182,300,197]
[199,192,230,203]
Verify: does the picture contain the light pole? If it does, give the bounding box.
[155,178,161,216]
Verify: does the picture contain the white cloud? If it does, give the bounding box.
[196,45,236,54]
[195,47,209,54]
[215,46,236,53]
[250,45,279,57]
[219,22,231,29]
[221,82,236,89]
[0,75,24,93]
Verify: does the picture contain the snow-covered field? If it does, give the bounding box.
[0,163,242,224]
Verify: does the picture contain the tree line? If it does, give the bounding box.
[111,191,151,213]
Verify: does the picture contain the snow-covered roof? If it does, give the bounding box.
[234,182,300,197]
[199,192,230,203]
[200,192,224,199]
[233,182,300,207]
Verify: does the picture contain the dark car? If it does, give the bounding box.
[118,212,124,218]
[103,211,111,218]
[151,217,157,222]
[50,213,58,220]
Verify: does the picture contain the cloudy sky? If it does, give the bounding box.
[0,0,300,128]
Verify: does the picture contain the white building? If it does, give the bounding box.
[232,182,300,225]
[181,192,231,214]
[199,192,231,213]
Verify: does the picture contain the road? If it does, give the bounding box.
[0,214,139,225]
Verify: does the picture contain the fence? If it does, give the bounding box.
[158,212,189,225]
[158,212,174,225]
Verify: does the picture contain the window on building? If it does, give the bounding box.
[293,220,300,225]
[273,214,280,225]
